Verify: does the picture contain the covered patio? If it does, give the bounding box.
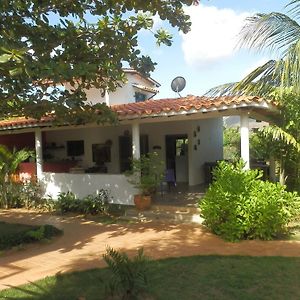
[0,95,278,205]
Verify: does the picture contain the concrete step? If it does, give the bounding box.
[123,204,203,224]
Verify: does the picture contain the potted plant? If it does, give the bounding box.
[126,152,164,210]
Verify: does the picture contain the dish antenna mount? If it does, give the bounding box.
[171,76,186,97]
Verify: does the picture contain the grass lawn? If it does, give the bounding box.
[1,255,300,299]
[0,221,62,251]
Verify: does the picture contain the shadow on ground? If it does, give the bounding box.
[1,209,300,292]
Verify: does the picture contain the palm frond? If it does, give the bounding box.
[286,0,300,18]
[239,12,300,55]
[103,247,149,298]
[279,39,300,92]
[261,125,300,152]
[0,145,32,175]
[205,61,279,97]
[234,60,280,96]
[204,83,238,97]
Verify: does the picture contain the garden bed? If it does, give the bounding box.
[0,221,62,251]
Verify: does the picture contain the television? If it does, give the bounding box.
[67,140,84,156]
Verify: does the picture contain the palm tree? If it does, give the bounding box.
[207,0,300,97]
[206,0,300,189]
[0,145,33,208]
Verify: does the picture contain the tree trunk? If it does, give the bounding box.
[279,157,286,185]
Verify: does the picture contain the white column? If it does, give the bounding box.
[240,113,250,170]
[132,122,140,160]
[35,128,43,180]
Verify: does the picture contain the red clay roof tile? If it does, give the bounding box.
[111,95,270,117]
[0,95,273,130]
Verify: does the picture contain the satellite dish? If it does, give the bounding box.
[171,76,186,97]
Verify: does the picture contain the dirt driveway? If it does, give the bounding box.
[0,209,300,291]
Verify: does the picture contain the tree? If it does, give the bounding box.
[223,127,240,161]
[0,1,197,123]
[0,145,33,208]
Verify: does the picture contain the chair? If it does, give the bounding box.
[165,168,176,189]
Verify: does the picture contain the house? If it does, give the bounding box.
[0,69,278,205]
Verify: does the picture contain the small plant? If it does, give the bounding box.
[55,191,80,214]
[18,181,55,211]
[81,190,110,215]
[126,152,164,196]
[200,161,300,241]
[103,247,150,300]
[26,226,45,241]
[55,189,111,215]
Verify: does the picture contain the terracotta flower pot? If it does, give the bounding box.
[134,194,151,210]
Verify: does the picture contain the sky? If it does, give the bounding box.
[137,0,288,99]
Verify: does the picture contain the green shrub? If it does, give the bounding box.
[0,223,62,250]
[56,189,110,215]
[200,161,300,241]
[55,191,80,214]
[20,181,55,211]
[3,181,55,211]
[103,247,150,300]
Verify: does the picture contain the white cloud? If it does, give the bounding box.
[181,5,250,68]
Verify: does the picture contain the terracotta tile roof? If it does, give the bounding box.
[111,95,274,117]
[0,95,275,130]
[0,116,53,129]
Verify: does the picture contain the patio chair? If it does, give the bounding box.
[159,169,176,200]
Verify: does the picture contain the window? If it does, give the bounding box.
[67,140,84,156]
[134,92,147,102]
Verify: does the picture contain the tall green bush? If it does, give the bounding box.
[200,161,300,241]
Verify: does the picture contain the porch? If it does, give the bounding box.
[2,117,223,205]
[0,96,278,206]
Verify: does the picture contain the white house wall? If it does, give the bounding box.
[41,173,137,204]
[108,74,154,105]
[140,118,223,186]
[64,73,156,106]
[188,118,223,185]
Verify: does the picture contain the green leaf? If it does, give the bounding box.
[0,54,12,64]
[9,68,23,76]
